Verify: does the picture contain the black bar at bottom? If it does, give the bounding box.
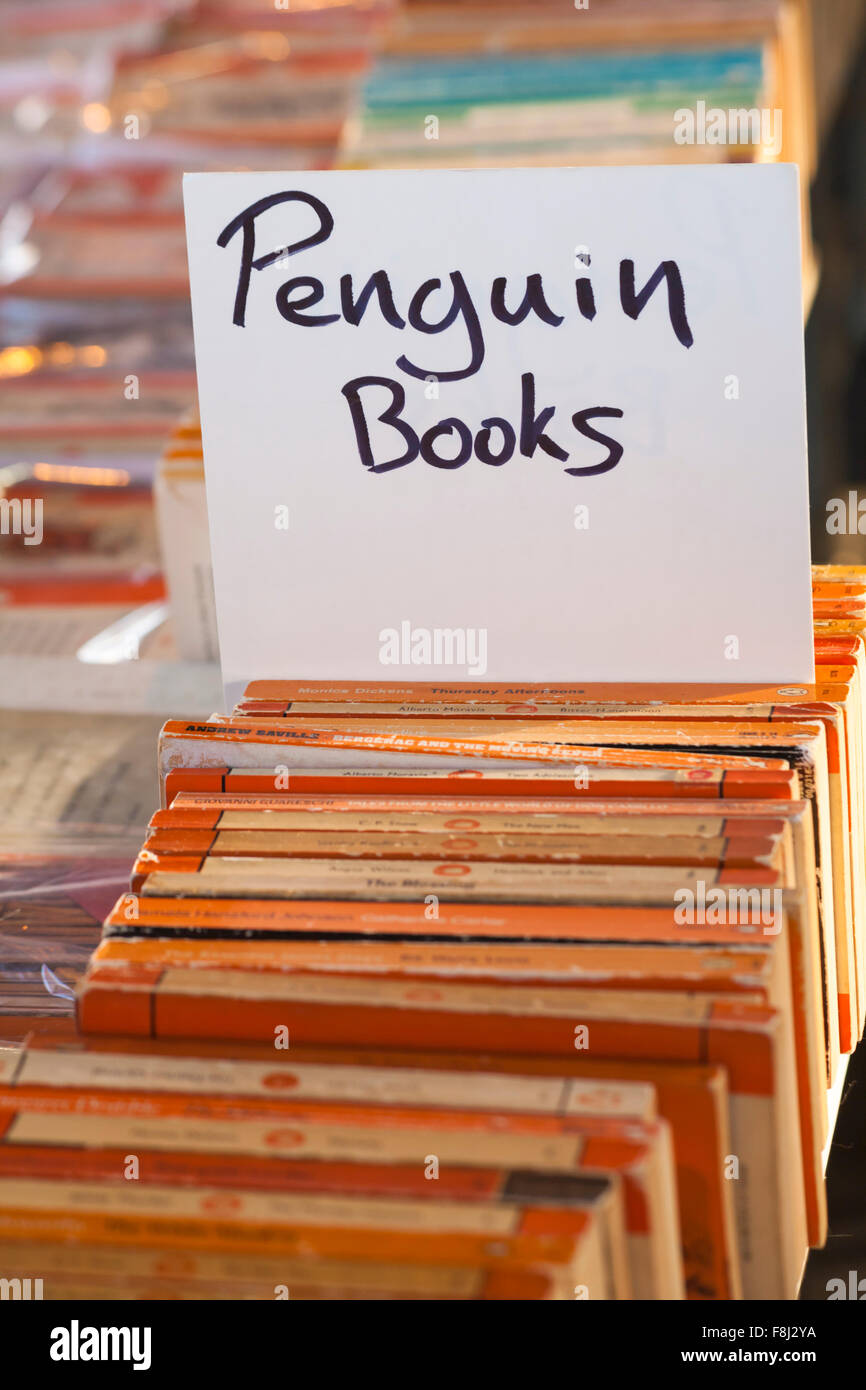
[2,1297,859,1377]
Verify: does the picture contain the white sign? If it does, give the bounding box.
[183,165,813,705]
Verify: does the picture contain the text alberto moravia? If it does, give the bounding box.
[217,190,694,475]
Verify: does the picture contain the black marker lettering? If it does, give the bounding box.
[566,408,625,476]
[619,259,693,348]
[519,372,569,462]
[275,277,339,327]
[217,191,334,327]
[575,278,596,321]
[490,274,563,327]
[214,193,697,480]
[420,418,474,469]
[397,272,484,382]
[475,418,516,466]
[340,271,406,329]
[341,376,419,473]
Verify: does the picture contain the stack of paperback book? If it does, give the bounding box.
[0,0,395,479]
[0,562,864,1300]
[340,0,818,302]
[344,0,815,169]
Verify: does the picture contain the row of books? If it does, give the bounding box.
[0,0,393,485]
[340,0,818,304]
[0,559,863,1299]
[352,0,816,174]
[347,35,771,168]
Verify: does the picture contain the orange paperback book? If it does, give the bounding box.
[0,1091,680,1298]
[0,1174,618,1298]
[4,1026,737,1299]
[74,971,804,1299]
[85,877,827,1261]
[163,764,800,803]
[0,1241,574,1301]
